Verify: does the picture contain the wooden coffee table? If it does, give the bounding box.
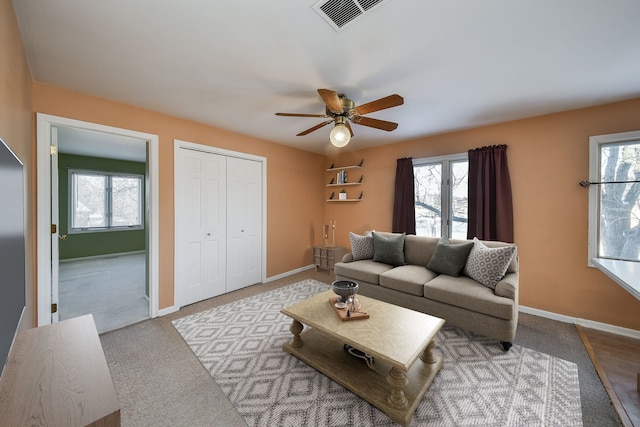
[281,290,445,427]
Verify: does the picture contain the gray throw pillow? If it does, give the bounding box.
[349,231,375,261]
[464,237,517,290]
[372,232,406,266]
[427,237,474,276]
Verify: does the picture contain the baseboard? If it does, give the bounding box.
[158,306,179,317]
[157,265,317,317]
[520,305,640,340]
[264,264,316,283]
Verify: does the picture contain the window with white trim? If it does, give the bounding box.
[413,153,468,239]
[588,131,640,263]
[70,170,144,232]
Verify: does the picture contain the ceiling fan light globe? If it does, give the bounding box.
[330,124,350,147]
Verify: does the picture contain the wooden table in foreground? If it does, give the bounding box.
[0,315,120,427]
[281,290,445,427]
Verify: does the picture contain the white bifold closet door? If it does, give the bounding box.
[226,156,262,292]
[175,148,262,308]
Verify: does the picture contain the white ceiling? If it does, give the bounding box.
[56,126,147,162]
[13,0,640,155]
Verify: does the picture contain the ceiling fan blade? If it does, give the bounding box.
[275,112,328,118]
[353,94,404,115]
[317,89,344,114]
[297,119,334,136]
[351,116,398,132]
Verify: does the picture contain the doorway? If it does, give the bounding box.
[56,125,149,332]
[36,113,160,327]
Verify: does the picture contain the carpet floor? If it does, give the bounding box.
[172,279,583,426]
[59,253,148,333]
[99,269,621,427]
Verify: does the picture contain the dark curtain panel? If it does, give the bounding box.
[467,145,514,242]
[392,157,416,234]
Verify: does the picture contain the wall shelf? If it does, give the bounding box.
[326,164,362,172]
[327,182,361,187]
[326,159,364,172]
[326,159,364,202]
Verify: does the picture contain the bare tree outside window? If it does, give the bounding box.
[414,157,468,239]
[451,161,469,239]
[415,163,442,237]
[71,171,143,231]
[72,174,107,228]
[112,176,142,227]
[599,142,640,261]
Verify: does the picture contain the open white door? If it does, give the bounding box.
[50,127,60,323]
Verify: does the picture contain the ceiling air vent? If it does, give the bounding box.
[313,0,390,32]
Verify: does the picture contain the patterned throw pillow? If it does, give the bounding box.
[464,237,516,290]
[349,231,374,261]
[372,232,406,266]
[427,236,474,276]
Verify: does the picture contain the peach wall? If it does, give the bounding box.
[33,83,325,310]
[1,0,34,328]
[17,32,640,331]
[326,98,640,331]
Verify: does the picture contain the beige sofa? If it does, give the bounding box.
[334,232,519,350]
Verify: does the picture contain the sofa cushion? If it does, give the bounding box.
[477,239,519,273]
[349,231,374,261]
[372,232,406,266]
[427,237,474,277]
[334,260,394,285]
[379,265,438,296]
[464,238,517,290]
[424,275,514,320]
[403,235,439,266]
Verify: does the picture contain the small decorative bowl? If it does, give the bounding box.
[331,280,358,304]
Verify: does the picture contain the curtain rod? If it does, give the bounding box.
[579,179,640,187]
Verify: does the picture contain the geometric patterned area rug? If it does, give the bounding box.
[172,279,583,426]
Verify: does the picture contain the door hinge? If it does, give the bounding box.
[50,145,57,155]
[51,224,57,234]
[51,303,58,314]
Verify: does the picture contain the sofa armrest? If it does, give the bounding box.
[341,253,354,263]
[494,272,518,300]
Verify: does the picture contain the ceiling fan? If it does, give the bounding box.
[275,89,404,147]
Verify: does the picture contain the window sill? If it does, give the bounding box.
[591,258,640,301]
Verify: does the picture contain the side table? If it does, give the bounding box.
[313,245,346,272]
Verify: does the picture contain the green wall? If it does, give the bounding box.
[58,153,146,260]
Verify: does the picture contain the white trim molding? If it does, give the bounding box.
[264,264,317,283]
[158,306,179,317]
[587,129,640,266]
[36,113,160,325]
[586,129,640,301]
[520,305,640,340]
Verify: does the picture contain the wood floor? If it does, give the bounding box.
[579,326,640,426]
